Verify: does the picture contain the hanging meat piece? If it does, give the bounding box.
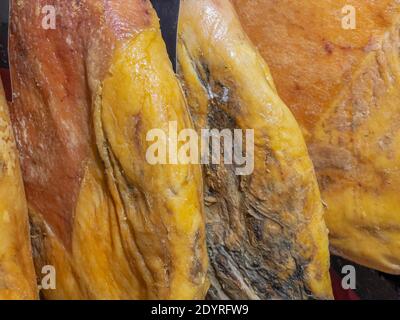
[9,0,208,299]
[233,0,400,274]
[178,0,332,299]
[0,79,37,300]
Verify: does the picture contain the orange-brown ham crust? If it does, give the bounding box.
[9,0,154,248]
[232,0,399,131]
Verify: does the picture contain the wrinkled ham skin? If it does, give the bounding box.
[178,0,332,299]
[10,0,209,299]
[0,80,37,300]
[234,0,400,274]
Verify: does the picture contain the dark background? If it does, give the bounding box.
[0,0,9,68]
[331,256,400,300]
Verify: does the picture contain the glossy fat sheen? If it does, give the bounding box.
[10,0,208,299]
[178,0,332,299]
[0,81,37,300]
[234,0,400,274]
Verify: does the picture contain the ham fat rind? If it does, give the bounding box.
[233,0,400,274]
[0,79,37,300]
[10,0,208,299]
[177,0,332,299]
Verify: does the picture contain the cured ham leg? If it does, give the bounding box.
[233,0,400,274]
[0,80,37,300]
[10,0,208,299]
[178,0,332,299]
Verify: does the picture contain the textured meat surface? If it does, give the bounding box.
[10,0,153,248]
[10,0,208,299]
[234,0,400,273]
[0,80,37,300]
[178,0,332,299]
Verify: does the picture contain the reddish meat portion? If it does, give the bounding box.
[9,0,153,248]
[0,69,11,101]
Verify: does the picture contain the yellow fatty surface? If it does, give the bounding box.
[178,0,332,299]
[234,0,400,274]
[37,29,208,300]
[0,82,37,300]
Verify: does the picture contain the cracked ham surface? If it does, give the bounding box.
[178,0,332,299]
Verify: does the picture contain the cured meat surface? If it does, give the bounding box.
[178,0,332,299]
[233,0,400,274]
[10,0,208,299]
[0,80,37,300]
